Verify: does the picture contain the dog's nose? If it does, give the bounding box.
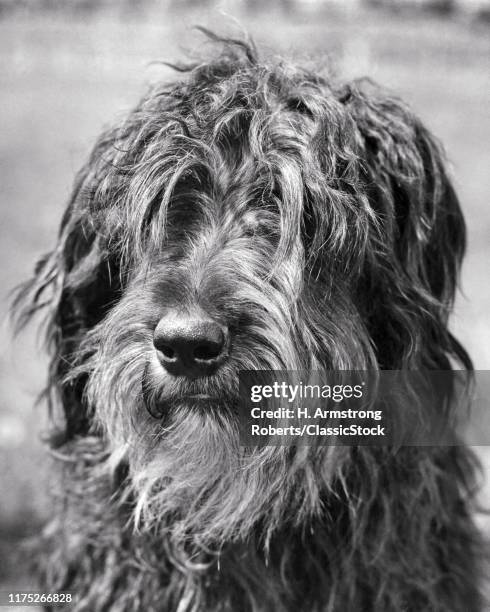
[153,313,228,377]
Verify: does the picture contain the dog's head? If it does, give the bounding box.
[16,34,470,549]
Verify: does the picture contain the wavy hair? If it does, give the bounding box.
[14,31,485,612]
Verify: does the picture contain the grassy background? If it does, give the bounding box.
[0,4,488,595]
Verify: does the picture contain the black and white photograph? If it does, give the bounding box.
[1,1,489,610]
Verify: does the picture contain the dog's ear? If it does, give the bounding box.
[13,136,122,444]
[340,80,471,369]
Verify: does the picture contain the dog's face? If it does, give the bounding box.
[81,95,367,544]
[19,38,469,549]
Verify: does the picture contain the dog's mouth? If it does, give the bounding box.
[181,393,215,402]
[172,393,222,407]
[145,394,237,422]
[144,389,220,415]
[182,392,212,399]
[141,362,239,420]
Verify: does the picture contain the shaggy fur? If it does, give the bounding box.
[15,32,485,611]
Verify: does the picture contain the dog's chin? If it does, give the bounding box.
[141,360,240,422]
[130,394,249,544]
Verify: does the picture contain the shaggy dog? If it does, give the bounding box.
[16,32,484,611]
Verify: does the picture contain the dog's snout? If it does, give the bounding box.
[153,313,228,377]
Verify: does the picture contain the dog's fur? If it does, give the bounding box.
[15,33,484,611]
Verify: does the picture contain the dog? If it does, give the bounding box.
[15,31,484,611]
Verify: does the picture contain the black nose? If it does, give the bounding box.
[153,312,228,377]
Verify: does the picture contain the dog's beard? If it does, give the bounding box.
[132,402,278,546]
[129,400,346,550]
[80,327,345,551]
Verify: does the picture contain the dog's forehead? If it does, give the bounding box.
[98,66,349,260]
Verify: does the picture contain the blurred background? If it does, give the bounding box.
[0,0,489,600]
